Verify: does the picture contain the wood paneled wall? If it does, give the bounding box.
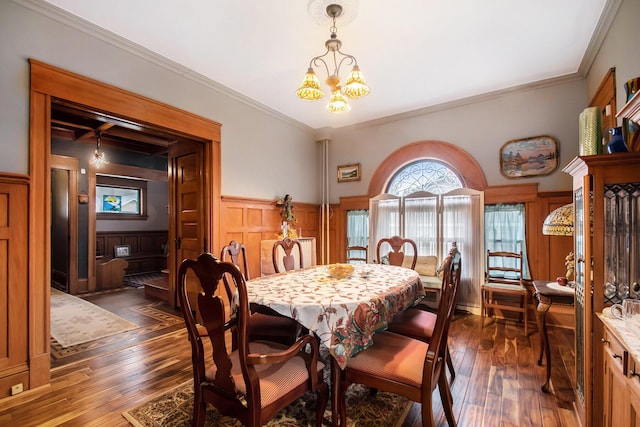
[219,196,320,277]
[0,174,29,398]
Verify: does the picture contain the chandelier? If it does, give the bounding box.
[89,130,109,168]
[296,3,370,113]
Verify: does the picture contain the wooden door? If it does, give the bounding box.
[168,141,206,307]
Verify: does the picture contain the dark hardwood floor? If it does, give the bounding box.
[0,288,578,426]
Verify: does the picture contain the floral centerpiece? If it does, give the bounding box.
[276,194,298,239]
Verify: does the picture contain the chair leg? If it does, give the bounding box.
[446,344,456,384]
[523,293,529,336]
[438,368,457,427]
[420,382,436,427]
[192,388,206,427]
[315,381,329,427]
[480,289,485,329]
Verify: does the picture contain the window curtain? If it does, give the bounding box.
[484,203,530,280]
[442,189,484,309]
[347,210,369,247]
[368,195,401,262]
[346,210,369,262]
[404,192,438,256]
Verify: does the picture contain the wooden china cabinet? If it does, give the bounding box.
[564,91,640,426]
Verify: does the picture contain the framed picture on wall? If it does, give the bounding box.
[499,135,559,179]
[337,163,361,182]
[102,195,122,212]
[114,245,131,258]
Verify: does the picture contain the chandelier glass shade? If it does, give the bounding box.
[89,130,109,168]
[326,89,351,113]
[296,3,370,113]
[542,203,573,236]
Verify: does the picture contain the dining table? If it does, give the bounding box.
[246,263,424,370]
[532,279,575,392]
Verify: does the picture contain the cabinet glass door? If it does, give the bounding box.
[575,188,586,408]
[604,183,640,302]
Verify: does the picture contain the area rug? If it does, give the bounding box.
[122,380,411,427]
[124,272,166,289]
[50,288,139,348]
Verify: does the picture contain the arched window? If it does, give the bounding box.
[367,142,489,312]
[386,160,463,196]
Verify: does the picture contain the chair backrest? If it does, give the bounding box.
[272,238,303,273]
[177,253,249,407]
[177,253,326,426]
[346,245,368,264]
[376,236,418,269]
[220,240,250,280]
[423,250,461,389]
[485,250,523,286]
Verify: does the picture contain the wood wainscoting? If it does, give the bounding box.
[0,173,29,398]
[95,230,168,284]
[220,196,320,277]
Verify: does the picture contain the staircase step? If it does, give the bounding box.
[144,276,169,301]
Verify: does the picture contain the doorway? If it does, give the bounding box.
[30,60,221,386]
[50,155,79,294]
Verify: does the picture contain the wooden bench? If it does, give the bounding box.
[95,257,129,290]
[96,230,168,276]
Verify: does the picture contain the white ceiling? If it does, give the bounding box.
[42,0,610,130]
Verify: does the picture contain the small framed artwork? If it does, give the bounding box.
[499,135,559,179]
[114,245,131,258]
[337,163,361,183]
[103,195,122,212]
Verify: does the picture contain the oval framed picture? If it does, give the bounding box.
[499,135,559,179]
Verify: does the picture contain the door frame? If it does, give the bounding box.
[50,155,79,294]
[29,60,221,388]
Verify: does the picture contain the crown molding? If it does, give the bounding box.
[577,0,623,77]
[12,0,313,132]
[338,73,585,132]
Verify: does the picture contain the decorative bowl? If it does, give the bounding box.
[327,263,354,279]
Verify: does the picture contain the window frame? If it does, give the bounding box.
[96,175,148,220]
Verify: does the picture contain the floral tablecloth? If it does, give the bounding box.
[247,263,424,369]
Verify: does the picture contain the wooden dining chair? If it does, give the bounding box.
[375,236,417,268]
[221,240,302,345]
[346,245,368,264]
[177,253,328,427]
[481,250,529,335]
[333,254,460,427]
[387,243,461,383]
[272,237,304,273]
[220,240,251,280]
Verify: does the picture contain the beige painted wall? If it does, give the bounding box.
[0,0,320,203]
[328,77,586,201]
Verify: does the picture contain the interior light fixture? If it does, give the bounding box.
[542,203,575,281]
[542,204,573,236]
[296,3,370,113]
[89,130,109,168]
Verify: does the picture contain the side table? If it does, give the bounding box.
[532,280,575,392]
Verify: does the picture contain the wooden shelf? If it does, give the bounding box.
[617,91,640,122]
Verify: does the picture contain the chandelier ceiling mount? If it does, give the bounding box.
[296,3,370,113]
